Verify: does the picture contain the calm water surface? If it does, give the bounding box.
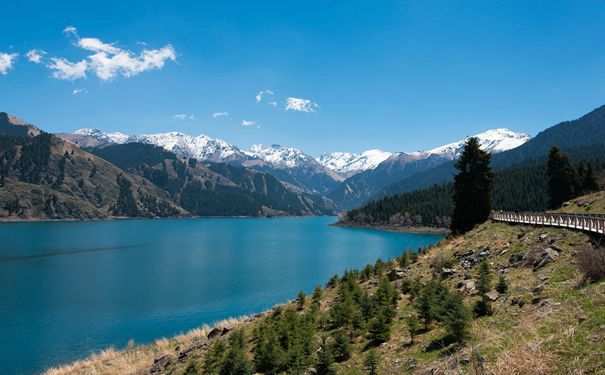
[0,217,442,374]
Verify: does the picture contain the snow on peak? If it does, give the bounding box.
[74,128,129,144]
[246,144,317,169]
[425,128,530,159]
[317,149,392,178]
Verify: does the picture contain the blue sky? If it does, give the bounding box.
[1,1,605,155]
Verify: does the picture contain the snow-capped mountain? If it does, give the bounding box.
[327,128,531,209]
[243,144,344,194]
[74,128,130,144]
[425,128,530,159]
[60,129,341,194]
[317,149,393,178]
[127,132,247,162]
[66,129,247,162]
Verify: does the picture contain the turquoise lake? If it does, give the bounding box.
[0,217,442,374]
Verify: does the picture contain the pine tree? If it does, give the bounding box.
[331,330,352,362]
[496,274,508,294]
[219,330,253,375]
[296,291,306,311]
[439,292,472,343]
[363,348,380,375]
[546,146,576,209]
[406,314,420,345]
[450,137,494,235]
[473,260,493,317]
[316,337,336,375]
[577,161,599,193]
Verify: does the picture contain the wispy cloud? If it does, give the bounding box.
[39,27,176,81]
[48,57,88,80]
[72,88,88,95]
[268,101,278,107]
[241,120,257,127]
[174,114,195,120]
[0,52,18,75]
[26,49,46,64]
[255,89,274,103]
[63,26,78,36]
[285,97,319,112]
[212,112,229,119]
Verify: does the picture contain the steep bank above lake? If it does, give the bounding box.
[46,217,605,374]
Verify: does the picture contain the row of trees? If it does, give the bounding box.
[348,139,602,233]
[546,146,598,209]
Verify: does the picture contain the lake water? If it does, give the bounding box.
[0,217,442,374]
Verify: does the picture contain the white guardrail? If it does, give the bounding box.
[491,211,605,235]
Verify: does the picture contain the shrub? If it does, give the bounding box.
[330,330,352,362]
[577,244,605,283]
[363,348,380,375]
[496,274,508,294]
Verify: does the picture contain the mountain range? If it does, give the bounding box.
[57,127,529,201]
[0,113,335,220]
[7,103,603,221]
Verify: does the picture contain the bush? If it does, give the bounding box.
[577,244,605,283]
[363,348,380,375]
[331,330,352,362]
[496,274,508,294]
[439,292,472,343]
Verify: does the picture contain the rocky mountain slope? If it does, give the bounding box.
[57,130,341,194]
[377,105,605,200]
[1,113,334,220]
[93,143,334,216]
[317,149,393,178]
[327,129,529,209]
[46,193,605,374]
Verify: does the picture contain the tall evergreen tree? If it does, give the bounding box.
[450,137,494,234]
[546,146,576,209]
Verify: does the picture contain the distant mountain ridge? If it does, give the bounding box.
[317,149,393,178]
[0,113,335,220]
[328,128,530,209]
[58,130,342,194]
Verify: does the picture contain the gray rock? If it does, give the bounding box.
[387,267,405,281]
[441,268,455,278]
[485,291,500,301]
[149,354,175,373]
[207,327,222,339]
[539,234,549,242]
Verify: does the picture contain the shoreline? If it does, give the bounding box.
[0,213,336,224]
[330,221,450,235]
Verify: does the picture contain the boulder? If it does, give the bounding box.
[538,234,549,242]
[387,268,405,281]
[440,268,455,278]
[458,279,476,294]
[485,291,500,301]
[207,327,222,339]
[149,355,175,373]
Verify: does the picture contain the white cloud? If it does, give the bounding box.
[87,44,176,81]
[0,53,18,75]
[78,38,121,54]
[48,57,88,80]
[173,114,195,120]
[212,112,229,119]
[63,26,78,35]
[285,97,319,112]
[241,120,257,127]
[72,88,87,95]
[255,89,274,103]
[26,49,46,64]
[268,101,278,107]
[41,28,177,81]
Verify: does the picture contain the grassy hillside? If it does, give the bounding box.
[46,200,605,374]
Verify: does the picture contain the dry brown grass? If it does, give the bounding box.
[44,316,249,375]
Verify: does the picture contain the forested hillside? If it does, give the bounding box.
[93,143,334,217]
[0,133,185,220]
[372,105,605,204]
[344,157,603,228]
